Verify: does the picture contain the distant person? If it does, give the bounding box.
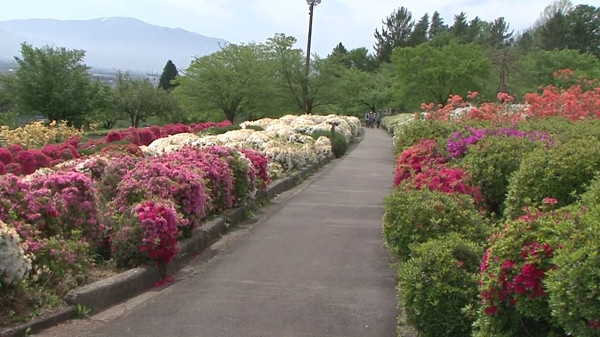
[374,112,381,129]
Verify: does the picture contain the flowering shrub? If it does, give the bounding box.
[525,70,600,121]
[0,120,83,148]
[394,139,447,186]
[393,119,460,155]
[447,126,552,159]
[240,148,270,187]
[398,233,483,337]
[383,187,488,260]
[504,137,600,220]
[0,220,32,287]
[112,158,207,232]
[474,209,577,337]
[402,165,484,205]
[136,200,180,266]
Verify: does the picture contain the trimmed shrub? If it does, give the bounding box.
[394,139,447,186]
[503,137,600,220]
[461,136,545,216]
[383,188,488,260]
[545,179,600,336]
[310,130,347,158]
[393,119,461,154]
[398,234,483,337]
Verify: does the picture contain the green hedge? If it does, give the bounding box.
[383,187,489,260]
[398,233,483,337]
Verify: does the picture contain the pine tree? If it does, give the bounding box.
[428,11,447,39]
[159,60,179,91]
[374,7,414,63]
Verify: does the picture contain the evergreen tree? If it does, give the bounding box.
[409,13,430,46]
[158,60,179,91]
[451,12,470,43]
[374,6,414,63]
[428,11,447,39]
[487,17,514,48]
[328,42,351,68]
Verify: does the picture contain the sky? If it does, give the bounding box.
[1,0,599,57]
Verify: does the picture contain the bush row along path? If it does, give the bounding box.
[35,128,397,337]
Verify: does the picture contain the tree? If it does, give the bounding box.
[0,74,17,114]
[451,12,470,43]
[347,47,378,72]
[158,60,179,91]
[338,63,394,115]
[13,43,93,127]
[487,17,514,48]
[89,80,121,129]
[328,42,351,68]
[512,48,600,95]
[114,73,178,127]
[175,42,274,122]
[392,42,492,109]
[565,5,600,58]
[374,7,414,63]
[428,11,447,39]
[409,14,430,46]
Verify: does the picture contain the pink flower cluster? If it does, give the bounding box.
[134,200,180,265]
[403,165,484,205]
[240,148,270,187]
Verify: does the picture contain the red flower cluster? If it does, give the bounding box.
[394,139,447,186]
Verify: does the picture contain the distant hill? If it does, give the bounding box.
[0,17,228,72]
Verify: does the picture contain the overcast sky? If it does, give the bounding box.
[1,0,599,57]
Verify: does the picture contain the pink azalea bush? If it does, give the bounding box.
[111,200,181,268]
[393,139,447,186]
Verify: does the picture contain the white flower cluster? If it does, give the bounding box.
[146,115,360,175]
[241,114,361,143]
[0,220,32,286]
[381,114,417,145]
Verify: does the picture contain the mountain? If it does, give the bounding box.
[0,17,228,72]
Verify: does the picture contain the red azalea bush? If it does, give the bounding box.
[0,147,13,165]
[394,139,447,186]
[240,148,270,187]
[15,149,52,175]
[474,208,579,337]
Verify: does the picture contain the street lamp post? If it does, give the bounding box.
[303,0,321,113]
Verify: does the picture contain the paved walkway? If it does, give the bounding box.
[37,128,397,337]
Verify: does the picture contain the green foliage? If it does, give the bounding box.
[391,42,492,109]
[546,210,600,337]
[460,136,545,216]
[517,117,600,143]
[503,137,600,220]
[175,42,275,122]
[398,233,483,337]
[310,130,348,158]
[0,74,17,116]
[393,119,460,154]
[199,124,241,136]
[113,72,178,127]
[512,48,600,96]
[74,304,91,318]
[383,187,488,260]
[13,43,94,127]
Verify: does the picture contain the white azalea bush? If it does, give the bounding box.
[145,114,360,177]
[0,220,32,287]
[241,114,361,143]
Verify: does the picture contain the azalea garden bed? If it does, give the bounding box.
[382,72,600,337]
[0,114,361,330]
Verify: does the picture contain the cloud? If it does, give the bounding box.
[153,0,235,19]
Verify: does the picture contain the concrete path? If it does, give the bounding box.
[36,128,397,337]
